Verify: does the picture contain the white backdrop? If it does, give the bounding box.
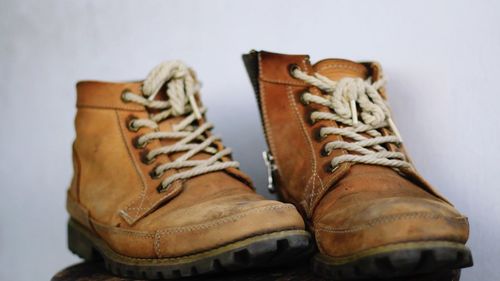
[1,0,499,280]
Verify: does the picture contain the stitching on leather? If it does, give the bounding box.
[93,229,302,262]
[78,104,144,112]
[316,63,365,72]
[154,231,162,257]
[114,110,149,219]
[309,174,326,199]
[308,174,321,213]
[310,175,316,212]
[124,180,181,214]
[304,176,315,204]
[157,205,294,235]
[311,166,333,205]
[259,55,307,85]
[125,207,149,211]
[259,76,306,86]
[299,58,329,213]
[286,86,320,215]
[92,220,155,238]
[314,229,327,254]
[93,204,294,238]
[117,210,137,223]
[316,213,469,233]
[311,86,351,211]
[286,86,316,203]
[257,55,279,172]
[132,189,148,218]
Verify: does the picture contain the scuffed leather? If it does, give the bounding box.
[67,79,305,258]
[245,50,469,258]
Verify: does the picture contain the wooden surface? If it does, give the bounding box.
[51,261,461,281]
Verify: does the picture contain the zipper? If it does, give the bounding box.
[262,151,277,193]
[243,50,279,193]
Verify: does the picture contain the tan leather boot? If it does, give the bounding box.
[66,61,311,279]
[243,51,472,280]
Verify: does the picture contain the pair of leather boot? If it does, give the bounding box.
[66,51,472,280]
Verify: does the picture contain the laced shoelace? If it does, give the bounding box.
[291,67,412,171]
[122,61,239,192]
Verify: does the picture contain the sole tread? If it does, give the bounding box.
[313,242,473,280]
[68,219,312,279]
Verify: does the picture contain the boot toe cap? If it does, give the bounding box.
[314,197,469,258]
[96,199,306,259]
[153,200,306,258]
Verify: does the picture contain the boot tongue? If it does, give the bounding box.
[312,59,368,81]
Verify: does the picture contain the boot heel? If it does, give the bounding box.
[67,219,100,261]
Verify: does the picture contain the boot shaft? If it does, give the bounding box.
[69,63,253,227]
[70,80,149,225]
[243,51,447,218]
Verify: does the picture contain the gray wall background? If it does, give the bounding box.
[1,0,499,280]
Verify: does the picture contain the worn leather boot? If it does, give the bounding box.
[243,51,473,280]
[66,61,311,279]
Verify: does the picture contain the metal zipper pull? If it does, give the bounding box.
[262,151,277,193]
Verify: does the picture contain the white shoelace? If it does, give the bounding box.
[291,67,412,171]
[122,61,239,192]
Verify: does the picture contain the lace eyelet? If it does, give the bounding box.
[320,147,330,157]
[308,115,316,125]
[141,150,156,164]
[128,119,139,132]
[325,164,339,173]
[121,89,132,103]
[299,93,310,105]
[150,168,164,179]
[133,136,147,149]
[288,64,300,78]
[157,184,170,193]
[315,128,326,141]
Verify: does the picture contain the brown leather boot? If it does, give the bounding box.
[66,61,311,279]
[243,51,472,280]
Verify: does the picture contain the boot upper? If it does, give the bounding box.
[243,51,469,257]
[67,61,305,258]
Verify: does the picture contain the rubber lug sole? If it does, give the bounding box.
[68,219,313,279]
[313,241,473,280]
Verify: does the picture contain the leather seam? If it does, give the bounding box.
[91,205,295,237]
[314,229,327,254]
[154,231,162,257]
[78,104,144,111]
[114,110,149,219]
[286,86,321,215]
[93,221,155,238]
[315,213,469,234]
[157,204,294,235]
[259,77,306,86]
[316,63,366,72]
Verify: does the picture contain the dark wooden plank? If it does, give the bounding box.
[51,261,461,281]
